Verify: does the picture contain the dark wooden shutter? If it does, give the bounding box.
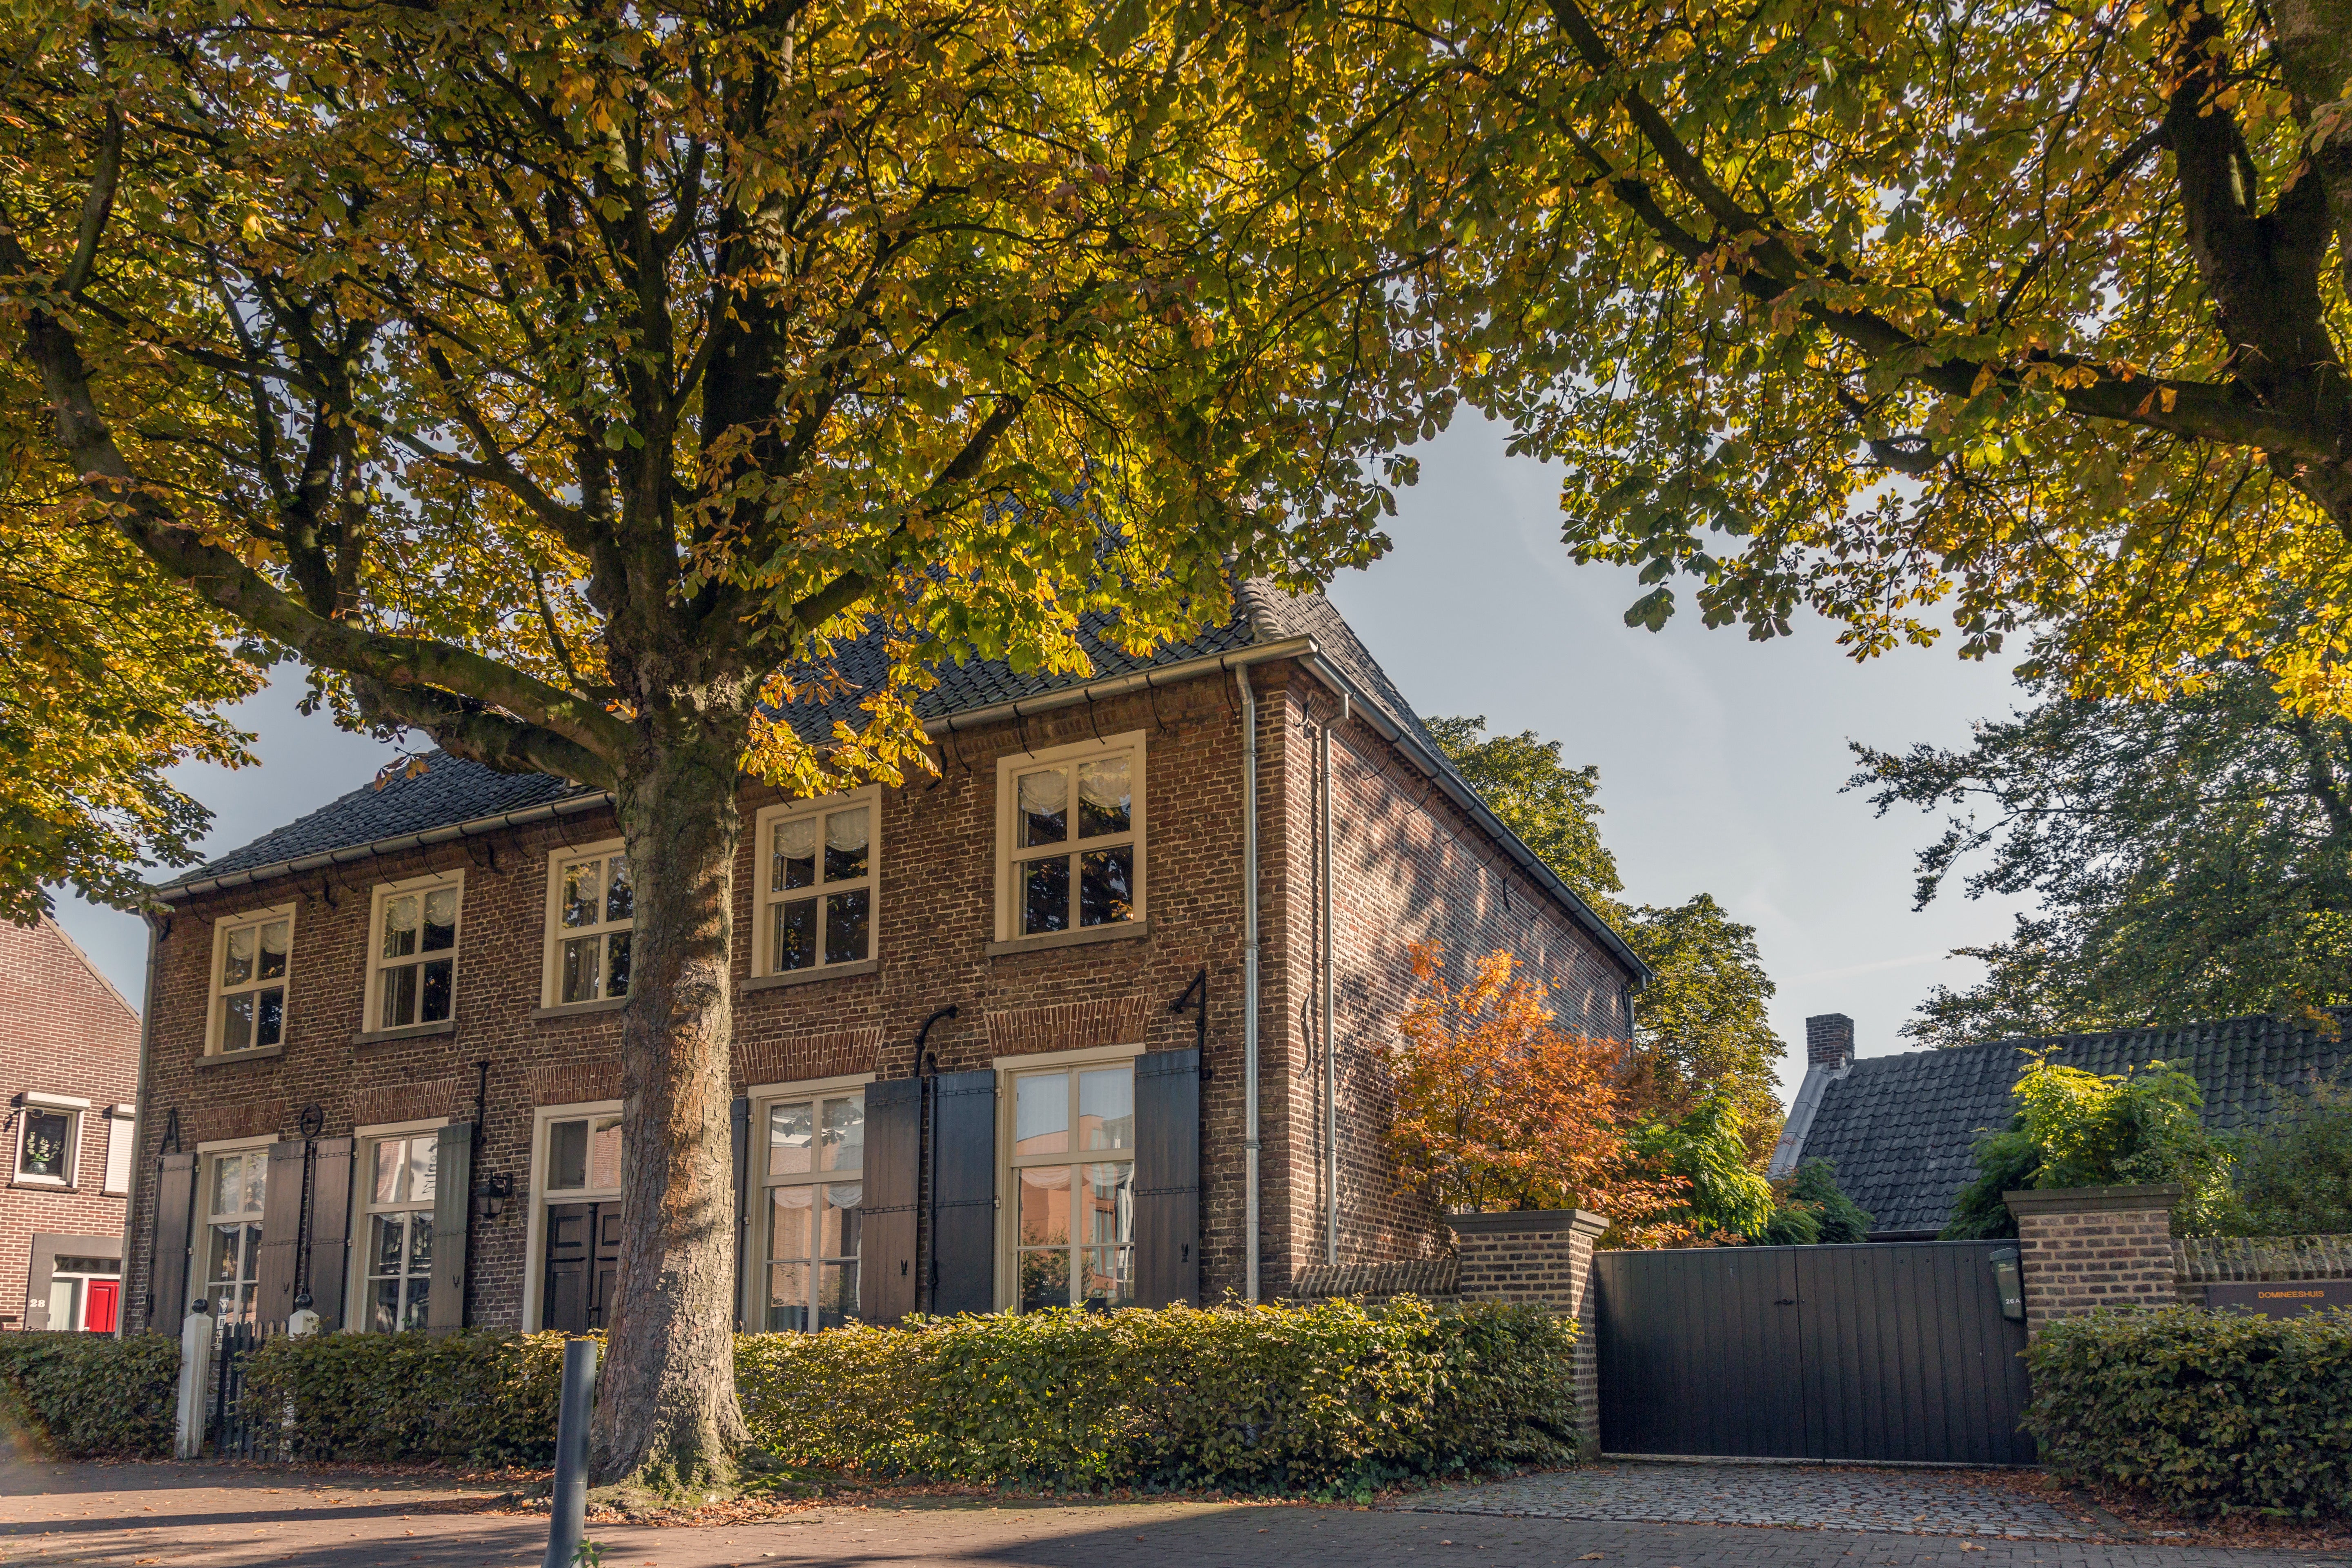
[860,1078,920,1324]
[306,1138,355,1330]
[543,1202,591,1333]
[730,1095,751,1330]
[253,1140,310,1329]
[427,1122,473,1335]
[149,1152,199,1334]
[1133,1048,1202,1307]
[932,1069,998,1316]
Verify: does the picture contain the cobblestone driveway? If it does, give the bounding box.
[1401,1463,2099,1540]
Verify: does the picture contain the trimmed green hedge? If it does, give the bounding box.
[245,1328,570,1466]
[2025,1306,2352,1518]
[737,1297,1579,1492]
[0,1333,178,1458]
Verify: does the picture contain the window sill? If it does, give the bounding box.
[742,958,880,995]
[10,1178,72,1192]
[985,920,1150,958]
[352,1018,459,1047]
[197,1045,283,1067]
[531,998,628,1020]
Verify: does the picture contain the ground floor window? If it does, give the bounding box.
[1006,1056,1134,1311]
[202,1145,270,1321]
[757,1082,865,1330]
[359,1129,439,1332]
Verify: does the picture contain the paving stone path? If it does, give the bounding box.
[1399,1463,2100,1539]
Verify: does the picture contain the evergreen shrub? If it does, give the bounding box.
[735,1296,1578,1493]
[2025,1306,2352,1517]
[244,1328,570,1466]
[0,1333,178,1457]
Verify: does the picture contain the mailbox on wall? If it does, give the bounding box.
[1989,1245,2025,1323]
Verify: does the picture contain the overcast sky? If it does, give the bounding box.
[50,416,2032,1102]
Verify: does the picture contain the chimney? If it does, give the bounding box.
[1806,1013,1855,1072]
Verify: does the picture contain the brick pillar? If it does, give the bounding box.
[2003,1184,2180,1334]
[1449,1209,1610,1456]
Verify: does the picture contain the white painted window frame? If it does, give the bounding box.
[991,1040,1147,1312]
[363,871,467,1033]
[748,788,882,979]
[13,1093,86,1187]
[519,1099,623,1332]
[205,903,297,1056]
[744,1071,875,1332]
[195,1133,278,1322]
[347,1116,451,1334]
[992,729,1148,942]
[539,840,633,1008]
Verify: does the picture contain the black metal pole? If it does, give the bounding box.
[541,1336,598,1568]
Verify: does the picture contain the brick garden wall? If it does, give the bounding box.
[2005,1184,2181,1333]
[0,918,140,1327]
[1450,1210,1608,1453]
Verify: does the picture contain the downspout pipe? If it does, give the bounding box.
[1236,665,1261,1303]
[1319,696,1346,1267]
[120,909,163,1337]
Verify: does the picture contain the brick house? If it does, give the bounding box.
[1,916,140,1332]
[121,585,1644,1338]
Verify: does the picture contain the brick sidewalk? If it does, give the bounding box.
[2,1460,2343,1568]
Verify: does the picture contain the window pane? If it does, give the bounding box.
[560,937,600,1004]
[212,1155,243,1220]
[223,926,255,987]
[772,898,816,973]
[372,1140,405,1205]
[421,958,454,1023]
[18,1111,69,1179]
[606,932,632,998]
[549,1120,588,1190]
[561,860,601,928]
[769,1185,813,1260]
[1077,755,1131,838]
[767,1102,813,1176]
[1015,1072,1069,1156]
[408,1213,434,1275]
[259,921,289,979]
[241,1158,267,1217]
[208,1223,242,1283]
[372,1213,407,1274]
[1019,1248,1071,1313]
[1018,1165,1071,1247]
[255,988,284,1048]
[819,1184,862,1259]
[422,887,459,951]
[824,807,870,882]
[772,817,816,892]
[221,993,254,1052]
[382,963,418,1029]
[1079,846,1134,927]
[817,1261,860,1328]
[381,894,419,960]
[1081,1247,1135,1309]
[824,890,869,964]
[401,1274,430,1333]
[605,856,633,923]
[1082,1162,1134,1245]
[1017,769,1068,846]
[766,1262,810,1332]
[819,1099,863,1173]
[589,1118,622,1190]
[409,1136,438,1202]
[370,1278,401,1334]
[1022,855,1069,935]
[1080,1068,1133,1151]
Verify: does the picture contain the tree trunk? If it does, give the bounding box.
[588,716,754,1496]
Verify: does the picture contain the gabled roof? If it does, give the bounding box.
[153,586,1646,978]
[1793,1012,2352,1235]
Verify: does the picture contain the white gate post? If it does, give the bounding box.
[173,1301,214,1461]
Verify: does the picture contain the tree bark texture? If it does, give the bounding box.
[588,715,755,1493]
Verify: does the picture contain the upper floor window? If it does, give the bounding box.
[752,793,876,978]
[209,907,293,1054]
[996,733,1146,940]
[368,874,463,1031]
[542,843,633,1006]
[14,1096,83,1186]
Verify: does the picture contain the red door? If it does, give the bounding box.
[82,1280,118,1334]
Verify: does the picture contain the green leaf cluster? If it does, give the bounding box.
[2025,1307,2352,1519]
[1855,662,2352,1046]
[2218,1093,2352,1238]
[1630,1093,1778,1240]
[1757,1158,1875,1246]
[734,1298,1579,1493]
[245,1328,570,1466]
[0,1332,178,1457]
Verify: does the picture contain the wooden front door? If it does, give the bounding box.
[543,1203,622,1332]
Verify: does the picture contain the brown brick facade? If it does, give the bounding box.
[2005,1184,2181,1332]
[0,918,140,1330]
[123,659,1638,1336]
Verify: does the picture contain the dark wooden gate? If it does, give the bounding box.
[1594,1240,2034,1464]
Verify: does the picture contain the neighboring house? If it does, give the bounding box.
[1771,1010,2352,1237]
[0,917,140,1331]
[120,585,1646,1338]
